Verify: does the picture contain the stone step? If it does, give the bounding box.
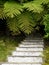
[8,57,43,63]
[25,37,42,39]
[16,47,43,51]
[23,40,43,42]
[12,51,43,56]
[19,44,44,48]
[25,38,42,39]
[1,63,42,65]
[22,42,44,45]
[25,38,43,40]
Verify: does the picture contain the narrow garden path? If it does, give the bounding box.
[1,34,44,65]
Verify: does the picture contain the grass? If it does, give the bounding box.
[0,34,25,62]
[43,40,49,65]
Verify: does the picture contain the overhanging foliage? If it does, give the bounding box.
[17,11,35,34]
[43,14,49,38]
[7,17,20,35]
[4,1,23,18]
[0,0,49,37]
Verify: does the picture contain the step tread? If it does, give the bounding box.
[19,45,44,48]
[1,63,42,65]
[1,62,42,65]
[23,40,43,42]
[12,51,43,56]
[8,57,43,63]
[16,47,43,51]
[21,41,44,45]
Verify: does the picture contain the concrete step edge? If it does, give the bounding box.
[0,62,43,64]
[18,47,44,48]
[8,55,43,57]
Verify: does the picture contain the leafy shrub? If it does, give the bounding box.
[43,47,49,65]
[43,14,49,39]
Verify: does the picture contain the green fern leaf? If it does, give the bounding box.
[42,0,49,4]
[43,14,49,38]
[7,17,20,35]
[0,8,3,18]
[17,11,36,34]
[44,14,49,32]
[23,1,43,13]
[33,0,49,4]
[4,1,23,18]
[0,4,4,19]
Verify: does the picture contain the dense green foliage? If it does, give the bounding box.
[43,40,49,65]
[4,1,23,18]
[0,0,49,36]
[43,14,49,39]
[17,11,35,34]
[0,33,25,61]
[44,47,49,65]
[7,17,20,35]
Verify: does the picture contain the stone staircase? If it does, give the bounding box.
[1,35,44,65]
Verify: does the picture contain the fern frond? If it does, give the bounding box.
[48,3,49,7]
[4,1,23,18]
[42,0,49,4]
[17,11,36,34]
[43,14,49,32]
[7,17,20,35]
[0,4,4,19]
[32,13,41,22]
[23,1,43,13]
[0,8,3,19]
[43,14,49,38]
[33,0,49,4]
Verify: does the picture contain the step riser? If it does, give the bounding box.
[19,45,44,48]
[16,48,43,51]
[1,63,42,65]
[22,42,44,45]
[12,52,43,56]
[8,57,43,63]
[23,40,43,42]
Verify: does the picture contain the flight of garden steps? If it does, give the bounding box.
[1,37,44,65]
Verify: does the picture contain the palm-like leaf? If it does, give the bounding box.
[23,1,43,13]
[0,7,3,18]
[33,0,49,4]
[0,3,4,19]
[7,17,20,35]
[42,0,49,4]
[43,14,49,38]
[23,0,49,13]
[4,1,23,18]
[43,14,49,32]
[17,11,36,34]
